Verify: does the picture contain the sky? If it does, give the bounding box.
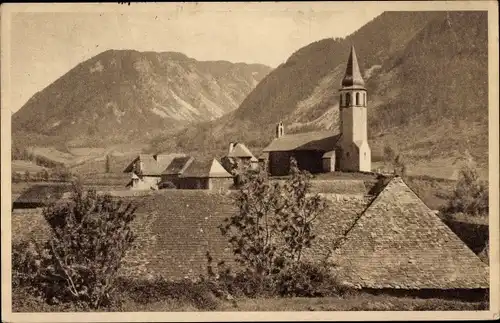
[7,3,384,113]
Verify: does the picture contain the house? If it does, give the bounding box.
[263,45,371,176]
[123,153,186,190]
[178,158,234,190]
[160,156,195,187]
[221,142,259,173]
[12,176,488,292]
[160,156,234,191]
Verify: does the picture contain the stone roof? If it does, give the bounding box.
[333,177,489,289]
[262,131,341,152]
[227,143,255,159]
[123,153,186,176]
[12,183,73,208]
[341,45,365,89]
[181,158,233,178]
[162,156,194,175]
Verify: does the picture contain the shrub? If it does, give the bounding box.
[218,157,328,296]
[12,181,138,309]
[274,261,346,297]
[443,164,488,216]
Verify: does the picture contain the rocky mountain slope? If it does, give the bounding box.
[165,11,488,169]
[12,50,271,147]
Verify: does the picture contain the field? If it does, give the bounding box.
[22,144,147,169]
[12,160,47,173]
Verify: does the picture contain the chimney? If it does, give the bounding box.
[228,142,236,154]
[276,122,285,138]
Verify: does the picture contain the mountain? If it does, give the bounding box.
[12,50,271,147]
[165,11,488,169]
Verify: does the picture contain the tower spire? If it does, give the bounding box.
[341,45,365,88]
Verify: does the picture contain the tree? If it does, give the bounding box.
[105,155,111,173]
[220,157,326,278]
[383,145,396,163]
[12,172,22,183]
[444,164,488,216]
[382,146,407,176]
[53,166,72,182]
[24,170,31,182]
[393,154,407,177]
[15,181,138,309]
[41,169,50,182]
[278,159,326,262]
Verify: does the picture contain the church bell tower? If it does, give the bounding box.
[338,45,371,172]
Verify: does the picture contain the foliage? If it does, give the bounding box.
[219,157,327,290]
[12,172,22,183]
[52,166,73,182]
[105,155,111,174]
[204,252,343,299]
[383,145,396,163]
[24,170,31,182]
[12,181,138,309]
[443,164,488,216]
[383,145,407,177]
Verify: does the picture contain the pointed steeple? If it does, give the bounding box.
[341,45,365,88]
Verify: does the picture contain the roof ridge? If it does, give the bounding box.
[333,183,387,251]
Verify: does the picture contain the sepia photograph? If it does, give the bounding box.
[1,1,499,322]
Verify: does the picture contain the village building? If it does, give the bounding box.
[12,183,72,209]
[123,153,186,190]
[263,45,371,176]
[221,142,259,173]
[160,156,195,187]
[160,156,234,191]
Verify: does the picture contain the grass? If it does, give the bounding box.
[12,285,488,312]
[12,160,48,173]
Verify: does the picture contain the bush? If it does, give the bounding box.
[217,157,330,297]
[443,164,488,216]
[117,277,220,311]
[12,181,138,309]
[274,261,346,297]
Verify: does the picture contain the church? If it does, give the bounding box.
[263,45,372,176]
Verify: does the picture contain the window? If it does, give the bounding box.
[346,93,351,106]
[363,93,366,106]
[356,92,360,106]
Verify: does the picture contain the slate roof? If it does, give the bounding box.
[123,153,186,176]
[333,177,490,289]
[227,143,255,159]
[12,183,73,208]
[181,158,233,178]
[154,153,187,172]
[162,156,194,175]
[341,45,365,89]
[263,131,341,152]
